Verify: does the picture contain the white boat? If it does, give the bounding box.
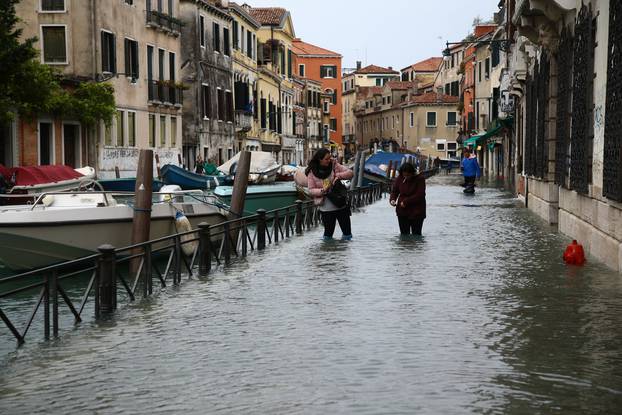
[0,187,228,271]
[218,151,281,184]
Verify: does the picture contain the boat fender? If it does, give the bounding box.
[175,211,197,256]
[42,195,55,207]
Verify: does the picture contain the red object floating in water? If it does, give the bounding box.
[563,240,586,266]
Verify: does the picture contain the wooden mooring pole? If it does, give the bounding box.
[227,150,251,247]
[130,149,154,278]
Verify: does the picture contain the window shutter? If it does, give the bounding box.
[320,66,326,78]
[101,31,107,72]
[287,49,292,78]
[133,41,139,79]
[111,34,116,74]
[124,39,130,76]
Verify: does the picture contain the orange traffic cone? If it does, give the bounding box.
[563,240,586,265]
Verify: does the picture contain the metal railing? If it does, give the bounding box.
[0,184,385,346]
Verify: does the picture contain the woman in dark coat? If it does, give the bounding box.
[389,162,426,235]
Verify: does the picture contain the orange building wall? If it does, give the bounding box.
[292,54,342,145]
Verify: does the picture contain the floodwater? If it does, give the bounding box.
[1,175,622,414]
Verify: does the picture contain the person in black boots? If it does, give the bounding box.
[390,162,426,235]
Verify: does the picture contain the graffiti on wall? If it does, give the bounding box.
[99,147,181,178]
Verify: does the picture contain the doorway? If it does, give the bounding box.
[63,124,80,167]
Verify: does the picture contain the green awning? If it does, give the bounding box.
[480,124,503,140]
[463,134,484,147]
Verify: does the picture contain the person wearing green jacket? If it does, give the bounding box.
[203,158,219,176]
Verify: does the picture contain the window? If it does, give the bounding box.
[232,20,239,50]
[225,91,233,122]
[426,112,437,127]
[160,115,166,147]
[168,0,173,16]
[478,61,482,82]
[124,38,139,81]
[330,118,337,131]
[38,121,54,165]
[223,27,230,56]
[437,142,446,151]
[101,31,116,73]
[485,57,490,78]
[447,111,457,126]
[41,26,67,63]
[149,114,156,147]
[375,78,381,86]
[158,48,165,80]
[323,124,329,143]
[299,64,305,77]
[447,142,457,150]
[170,116,177,147]
[124,0,133,5]
[41,0,64,12]
[116,110,124,146]
[213,22,220,52]
[199,16,205,47]
[409,112,414,128]
[323,100,329,113]
[320,65,336,78]
[217,88,225,120]
[247,30,253,58]
[169,52,175,82]
[127,111,136,146]
[202,84,210,119]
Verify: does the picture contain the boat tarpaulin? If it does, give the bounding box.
[218,151,280,175]
[364,152,416,175]
[7,165,84,186]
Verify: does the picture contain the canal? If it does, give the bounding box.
[1,175,622,414]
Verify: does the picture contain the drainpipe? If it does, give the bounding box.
[90,0,98,171]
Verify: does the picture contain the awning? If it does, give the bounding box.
[463,134,484,147]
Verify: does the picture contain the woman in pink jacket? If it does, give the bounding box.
[305,148,354,240]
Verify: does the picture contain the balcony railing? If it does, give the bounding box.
[235,110,253,132]
[148,80,184,106]
[146,10,182,35]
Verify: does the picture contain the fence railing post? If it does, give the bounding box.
[295,200,304,234]
[97,244,117,317]
[198,222,211,276]
[51,270,58,338]
[174,235,182,284]
[143,244,152,297]
[223,222,231,264]
[257,209,267,250]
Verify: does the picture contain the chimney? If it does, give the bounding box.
[388,66,393,70]
[356,61,362,70]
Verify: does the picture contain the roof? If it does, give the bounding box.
[358,86,384,98]
[385,81,417,90]
[291,39,341,58]
[401,57,443,73]
[405,92,460,105]
[229,2,261,28]
[355,64,399,75]
[247,7,287,26]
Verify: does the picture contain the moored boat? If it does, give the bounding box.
[0,165,96,195]
[0,189,228,271]
[160,164,233,190]
[218,151,281,184]
[213,182,304,216]
[97,177,166,192]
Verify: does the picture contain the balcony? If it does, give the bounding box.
[146,10,182,36]
[148,80,184,106]
[235,110,253,132]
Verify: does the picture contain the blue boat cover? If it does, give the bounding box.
[364,152,416,176]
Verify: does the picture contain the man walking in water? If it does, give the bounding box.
[461,150,481,193]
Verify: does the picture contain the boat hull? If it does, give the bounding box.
[0,203,227,271]
[98,178,165,192]
[214,183,302,216]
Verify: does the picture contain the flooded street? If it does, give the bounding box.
[2,175,622,414]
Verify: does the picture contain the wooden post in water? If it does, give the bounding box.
[387,160,393,178]
[351,151,361,189]
[130,149,154,275]
[178,153,183,167]
[114,166,120,179]
[357,151,365,188]
[154,154,162,180]
[227,150,251,247]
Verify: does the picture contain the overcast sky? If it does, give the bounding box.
[243,0,499,71]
